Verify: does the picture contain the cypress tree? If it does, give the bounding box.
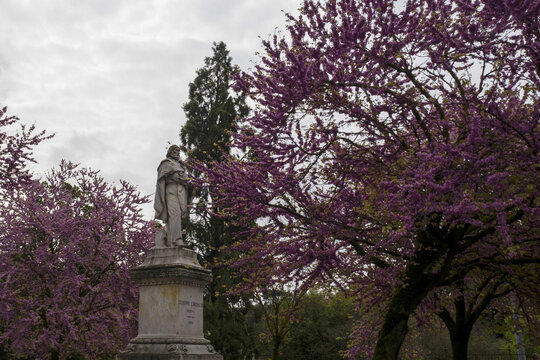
[180,42,258,360]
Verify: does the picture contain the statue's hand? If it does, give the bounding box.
[170,172,187,183]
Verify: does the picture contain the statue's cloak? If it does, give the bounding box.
[154,158,187,222]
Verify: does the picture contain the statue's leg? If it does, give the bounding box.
[155,228,167,247]
[166,185,183,246]
[179,185,188,219]
[164,225,172,247]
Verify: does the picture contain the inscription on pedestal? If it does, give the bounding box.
[178,300,203,325]
[178,300,203,307]
[176,296,203,333]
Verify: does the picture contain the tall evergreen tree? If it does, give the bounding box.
[180,42,256,360]
[181,41,249,166]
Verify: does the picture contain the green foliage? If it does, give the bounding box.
[204,296,263,360]
[181,41,249,167]
[180,41,254,359]
[249,289,356,360]
[401,314,537,360]
[253,287,302,360]
[280,291,356,360]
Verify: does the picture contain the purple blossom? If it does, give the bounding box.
[0,161,154,359]
[192,0,540,358]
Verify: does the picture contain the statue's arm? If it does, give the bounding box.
[159,160,189,185]
[167,169,189,185]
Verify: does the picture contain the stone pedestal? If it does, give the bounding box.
[117,246,222,360]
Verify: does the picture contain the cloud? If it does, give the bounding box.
[0,0,300,218]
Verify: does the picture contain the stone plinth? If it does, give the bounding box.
[117,246,222,360]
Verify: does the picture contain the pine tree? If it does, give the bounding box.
[181,41,248,166]
[180,42,258,360]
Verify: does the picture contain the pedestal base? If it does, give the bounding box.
[116,339,222,360]
[117,246,222,360]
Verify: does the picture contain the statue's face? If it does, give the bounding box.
[170,147,180,161]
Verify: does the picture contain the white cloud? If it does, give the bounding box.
[0,0,301,218]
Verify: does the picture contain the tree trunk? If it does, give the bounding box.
[373,281,432,360]
[373,313,409,360]
[449,326,471,360]
[438,295,473,360]
[373,219,456,360]
[271,336,282,360]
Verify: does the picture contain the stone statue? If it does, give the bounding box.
[154,145,190,247]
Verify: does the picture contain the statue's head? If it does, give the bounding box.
[166,145,181,161]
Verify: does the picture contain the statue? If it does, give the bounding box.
[154,145,190,247]
[119,145,220,360]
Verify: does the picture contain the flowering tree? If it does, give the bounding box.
[0,161,154,359]
[432,268,536,359]
[0,105,52,189]
[199,0,540,359]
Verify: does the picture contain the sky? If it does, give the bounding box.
[0,0,301,218]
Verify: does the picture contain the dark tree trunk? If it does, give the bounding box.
[271,336,282,360]
[449,325,472,360]
[373,219,455,360]
[373,312,409,360]
[438,285,504,360]
[373,282,431,360]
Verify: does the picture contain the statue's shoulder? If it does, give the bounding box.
[158,158,185,173]
[158,158,172,168]
[157,158,174,177]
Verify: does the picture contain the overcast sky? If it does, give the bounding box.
[0,0,300,218]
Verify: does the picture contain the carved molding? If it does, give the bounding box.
[137,278,208,287]
[122,343,137,353]
[131,335,210,345]
[131,265,212,287]
[168,344,188,353]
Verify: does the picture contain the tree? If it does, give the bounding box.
[280,290,356,360]
[0,161,154,359]
[391,245,539,360]
[181,41,249,166]
[0,105,51,359]
[180,41,254,359]
[252,285,304,360]
[198,1,540,359]
[0,105,52,189]
[434,277,512,360]
[432,261,539,360]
